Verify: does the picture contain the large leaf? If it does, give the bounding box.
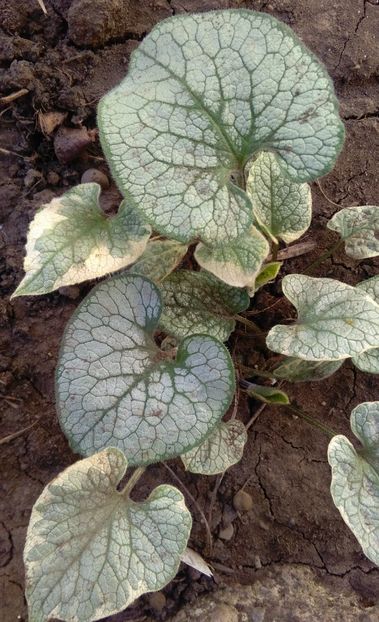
[159,270,249,341]
[12,184,151,297]
[98,10,344,244]
[194,227,269,288]
[25,448,192,622]
[181,420,247,475]
[266,275,379,361]
[56,273,235,466]
[352,277,379,374]
[246,152,312,243]
[328,402,379,566]
[273,357,343,382]
[327,206,379,259]
[131,239,188,282]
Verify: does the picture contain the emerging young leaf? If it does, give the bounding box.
[99,10,344,244]
[181,420,247,475]
[244,382,289,404]
[159,270,249,341]
[246,152,312,243]
[12,184,151,297]
[255,261,282,291]
[327,206,379,259]
[194,227,269,288]
[352,277,379,374]
[273,357,343,382]
[328,402,379,566]
[131,239,188,282]
[266,275,379,361]
[25,448,192,622]
[56,273,235,466]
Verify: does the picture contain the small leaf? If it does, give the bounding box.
[255,261,282,290]
[328,402,379,566]
[246,152,312,243]
[245,383,289,404]
[57,273,235,466]
[12,184,151,297]
[266,275,379,361]
[273,357,343,382]
[194,227,270,288]
[181,420,247,475]
[99,10,344,244]
[24,447,192,622]
[181,548,213,577]
[327,205,379,259]
[159,270,249,341]
[352,276,379,374]
[131,239,188,282]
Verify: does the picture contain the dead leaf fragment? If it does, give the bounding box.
[38,111,67,136]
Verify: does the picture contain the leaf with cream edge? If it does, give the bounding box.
[98,10,344,244]
[12,184,151,297]
[352,276,379,374]
[328,402,379,566]
[266,275,379,361]
[56,273,235,466]
[159,270,249,341]
[195,227,270,288]
[327,205,379,259]
[273,357,343,382]
[24,447,192,622]
[131,239,188,282]
[246,151,312,243]
[181,420,247,475]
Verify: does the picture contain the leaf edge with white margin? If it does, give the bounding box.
[25,447,192,622]
[327,205,379,259]
[352,276,379,374]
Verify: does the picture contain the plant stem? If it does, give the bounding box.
[239,365,276,380]
[303,239,344,274]
[235,314,265,335]
[284,405,337,438]
[121,467,146,497]
[271,240,279,261]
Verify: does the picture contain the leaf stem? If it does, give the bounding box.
[122,467,146,497]
[234,314,265,335]
[303,239,344,274]
[284,405,337,438]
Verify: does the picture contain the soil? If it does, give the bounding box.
[0,1,378,621]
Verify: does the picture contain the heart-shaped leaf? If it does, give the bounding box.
[131,239,188,282]
[159,270,249,341]
[246,152,312,243]
[352,277,379,374]
[56,273,235,466]
[327,205,379,259]
[194,227,269,288]
[25,447,192,622]
[98,10,344,244]
[266,275,379,361]
[328,402,379,566]
[273,357,343,382]
[12,184,151,297]
[181,420,247,475]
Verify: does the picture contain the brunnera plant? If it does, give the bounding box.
[11,9,379,622]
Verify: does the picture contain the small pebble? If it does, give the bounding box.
[209,603,238,622]
[233,489,253,512]
[47,171,60,185]
[81,168,109,189]
[58,285,80,300]
[219,523,234,541]
[24,169,42,188]
[148,591,166,613]
[54,126,96,164]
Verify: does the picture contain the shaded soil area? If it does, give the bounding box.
[1,0,378,620]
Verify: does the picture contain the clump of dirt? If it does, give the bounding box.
[1,1,379,622]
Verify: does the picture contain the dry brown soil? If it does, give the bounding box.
[0,1,378,621]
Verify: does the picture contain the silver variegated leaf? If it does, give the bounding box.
[131,239,188,282]
[25,448,192,622]
[56,273,235,466]
[327,205,379,259]
[352,276,379,374]
[328,402,379,566]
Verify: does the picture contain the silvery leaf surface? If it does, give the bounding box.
[25,448,192,622]
[266,275,379,361]
[352,276,379,374]
[159,270,249,341]
[13,184,151,297]
[56,273,235,466]
[181,420,247,475]
[194,227,270,288]
[328,402,379,566]
[131,239,188,282]
[99,10,344,244]
[246,151,312,243]
[273,357,343,382]
[327,206,379,259]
